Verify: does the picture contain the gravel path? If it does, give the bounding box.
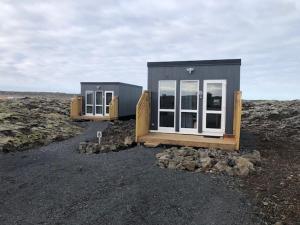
[0,122,263,225]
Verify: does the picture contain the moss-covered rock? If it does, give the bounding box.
[0,97,83,152]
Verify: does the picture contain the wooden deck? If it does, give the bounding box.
[138,132,237,151]
[71,115,111,121]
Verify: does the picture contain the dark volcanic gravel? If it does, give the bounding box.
[0,122,264,225]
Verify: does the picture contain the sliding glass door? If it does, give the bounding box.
[158,80,176,132]
[104,91,113,116]
[85,91,94,116]
[180,80,199,134]
[95,91,103,116]
[202,80,226,136]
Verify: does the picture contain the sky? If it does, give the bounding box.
[0,0,299,100]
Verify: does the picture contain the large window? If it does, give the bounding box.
[158,80,176,131]
[180,80,199,133]
[95,91,103,115]
[105,91,113,116]
[85,91,94,115]
[203,80,226,135]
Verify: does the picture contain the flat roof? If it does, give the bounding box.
[80,82,142,88]
[147,59,241,67]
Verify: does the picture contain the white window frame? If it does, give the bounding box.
[158,80,176,132]
[95,91,103,116]
[202,80,226,136]
[179,80,199,134]
[104,91,114,116]
[85,91,94,116]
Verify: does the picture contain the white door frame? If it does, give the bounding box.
[104,91,114,116]
[202,80,226,136]
[95,91,103,116]
[179,80,199,134]
[85,91,94,116]
[158,80,176,132]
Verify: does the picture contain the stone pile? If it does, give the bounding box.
[79,119,135,154]
[0,97,82,152]
[156,147,261,176]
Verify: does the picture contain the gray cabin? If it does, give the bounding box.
[147,59,241,137]
[78,82,142,119]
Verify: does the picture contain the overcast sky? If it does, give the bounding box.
[0,0,299,99]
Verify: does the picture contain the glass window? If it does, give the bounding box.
[86,106,93,114]
[159,81,175,109]
[106,106,109,114]
[206,113,221,129]
[86,92,93,105]
[106,93,112,105]
[96,92,103,105]
[96,106,103,114]
[159,112,174,127]
[181,81,198,110]
[181,112,197,128]
[206,83,222,111]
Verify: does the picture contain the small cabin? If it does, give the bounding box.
[136,59,242,151]
[71,82,142,121]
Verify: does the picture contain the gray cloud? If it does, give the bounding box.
[0,0,299,99]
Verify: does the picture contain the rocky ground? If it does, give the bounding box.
[240,100,300,225]
[79,119,135,154]
[0,96,83,152]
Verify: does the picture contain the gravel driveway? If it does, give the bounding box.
[0,122,263,225]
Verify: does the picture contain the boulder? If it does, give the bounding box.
[214,160,229,172]
[167,160,178,169]
[158,154,170,168]
[124,136,134,146]
[85,144,98,154]
[233,157,255,176]
[199,150,209,159]
[156,152,169,159]
[181,160,197,171]
[200,157,212,170]
[79,142,88,153]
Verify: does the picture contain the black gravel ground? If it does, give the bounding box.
[0,122,264,225]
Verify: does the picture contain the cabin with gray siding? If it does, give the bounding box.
[147,59,241,137]
[80,82,142,118]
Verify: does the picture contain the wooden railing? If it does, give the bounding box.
[233,91,242,150]
[109,96,118,120]
[136,91,150,142]
[70,96,82,119]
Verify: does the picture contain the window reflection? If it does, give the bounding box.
[181,112,197,128]
[181,81,197,110]
[160,81,175,109]
[160,112,174,127]
[207,83,222,111]
[86,93,93,104]
[206,113,221,129]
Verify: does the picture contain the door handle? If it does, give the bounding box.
[199,90,203,99]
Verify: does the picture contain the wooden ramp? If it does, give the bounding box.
[138,132,237,151]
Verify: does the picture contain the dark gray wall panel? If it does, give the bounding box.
[119,84,142,117]
[148,63,240,134]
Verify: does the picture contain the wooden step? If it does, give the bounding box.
[144,142,160,148]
